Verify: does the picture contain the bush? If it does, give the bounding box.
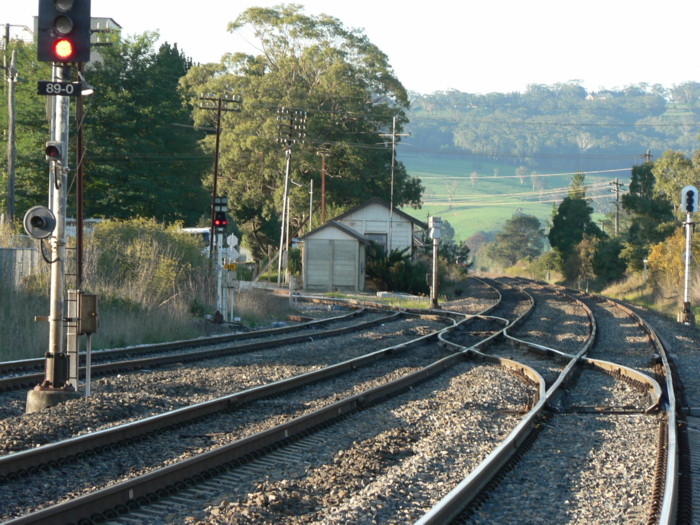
[366,245,429,295]
[86,218,212,307]
[288,247,302,276]
[79,218,216,349]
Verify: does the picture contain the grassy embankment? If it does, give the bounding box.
[401,151,618,241]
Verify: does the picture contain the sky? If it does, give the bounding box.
[3,0,699,95]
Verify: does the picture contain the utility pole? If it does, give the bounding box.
[379,116,408,252]
[308,178,313,232]
[5,49,16,223]
[317,147,331,224]
[199,94,241,256]
[276,107,306,284]
[643,149,653,164]
[428,216,441,309]
[609,177,624,236]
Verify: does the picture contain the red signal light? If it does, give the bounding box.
[214,211,227,229]
[53,38,74,60]
[45,141,62,160]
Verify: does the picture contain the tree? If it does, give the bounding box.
[593,237,627,283]
[549,174,603,258]
[528,250,562,281]
[180,5,422,259]
[366,246,428,295]
[548,174,605,282]
[83,34,209,223]
[621,162,674,270]
[0,39,54,219]
[488,212,545,267]
[573,234,599,290]
[652,150,697,215]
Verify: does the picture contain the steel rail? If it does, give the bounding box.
[503,278,677,522]
[0,310,459,479]
[417,280,598,524]
[426,278,675,524]
[2,313,484,524]
[0,309,416,393]
[1,281,503,524]
[598,295,678,524]
[0,307,369,375]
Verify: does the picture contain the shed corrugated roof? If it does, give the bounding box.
[299,220,371,243]
[331,197,428,230]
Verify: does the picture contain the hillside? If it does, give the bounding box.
[400,82,700,241]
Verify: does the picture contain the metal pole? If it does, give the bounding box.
[209,98,222,256]
[431,237,439,308]
[680,212,695,324]
[684,212,692,304]
[388,116,396,251]
[320,151,327,224]
[6,49,16,223]
[614,178,620,236]
[85,334,92,397]
[47,64,70,387]
[308,178,313,233]
[216,230,224,314]
[277,148,291,284]
[76,64,85,288]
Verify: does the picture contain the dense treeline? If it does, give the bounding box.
[0,5,422,264]
[408,82,700,171]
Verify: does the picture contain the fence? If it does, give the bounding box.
[0,247,41,289]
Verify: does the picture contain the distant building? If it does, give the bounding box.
[300,197,427,292]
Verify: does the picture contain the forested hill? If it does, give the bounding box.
[406,82,700,172]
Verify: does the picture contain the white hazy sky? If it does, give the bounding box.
[3,0,699,95]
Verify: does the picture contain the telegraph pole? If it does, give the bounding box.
[5,49,16,222]
[379,116,408,251]
[276,108,306,284]
[199,94,241,256]
[317,147,331,224]
[609,177,624,236]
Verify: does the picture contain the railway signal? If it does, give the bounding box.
[680,185,698,325]
[45,141,62,160]
[213,211,227,232]
[37,0,92,63]
[682,185,698,213]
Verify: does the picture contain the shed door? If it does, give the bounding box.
[305,239,358,290]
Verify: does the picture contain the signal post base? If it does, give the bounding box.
[26,384,82,414]
[678,302,696,326]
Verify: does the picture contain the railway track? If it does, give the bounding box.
[420,278,675,524]
[0,307,440,395]
[0,277,686,523]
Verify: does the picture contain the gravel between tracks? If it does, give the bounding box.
[183,362,531,525]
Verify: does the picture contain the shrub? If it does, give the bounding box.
[85,218,212,307]
[366,245,429,295]
[287,247,302,276]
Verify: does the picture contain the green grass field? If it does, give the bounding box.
[401,151,625,241]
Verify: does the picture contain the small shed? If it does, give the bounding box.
[300,221,369,292]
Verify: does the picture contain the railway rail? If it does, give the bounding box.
[420,278,676,524]
[0,307,441,393]
[0,277,688,523]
